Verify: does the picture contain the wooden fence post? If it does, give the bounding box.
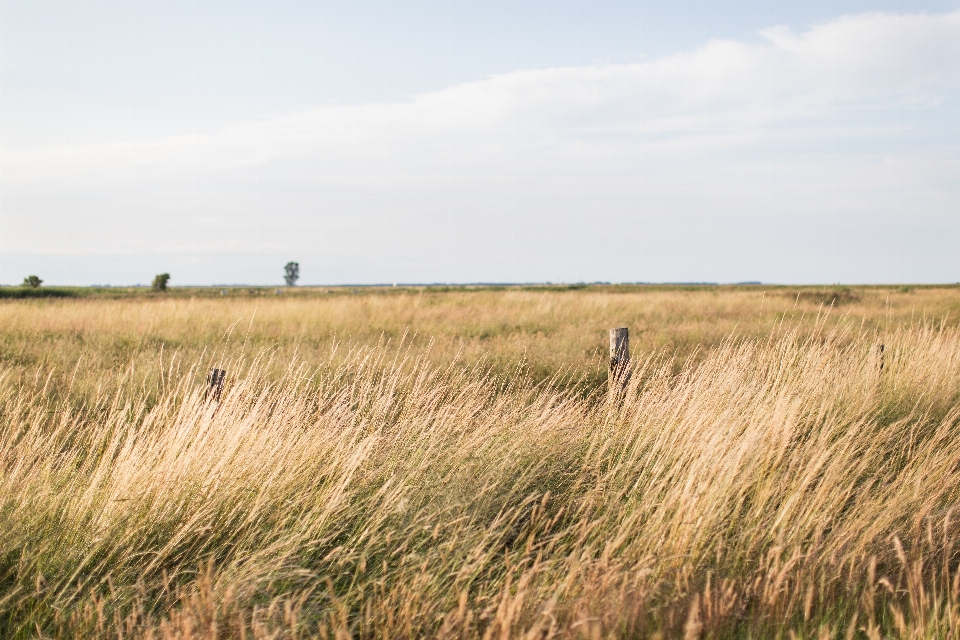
[207,368,226,402]
[609,327,630,395]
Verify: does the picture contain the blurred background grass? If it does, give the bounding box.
[1,285,958,409]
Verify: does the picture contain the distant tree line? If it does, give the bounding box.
[15,263,300,290]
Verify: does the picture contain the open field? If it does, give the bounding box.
[2,284,959,401]
[2,285,960,638]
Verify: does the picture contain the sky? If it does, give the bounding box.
[1,1,958,286]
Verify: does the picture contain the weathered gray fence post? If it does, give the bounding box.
[609,327,630,395]
[207,368,226,402]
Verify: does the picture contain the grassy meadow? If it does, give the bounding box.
[2,284,960,638]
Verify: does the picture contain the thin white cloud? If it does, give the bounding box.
[4,10,958,192]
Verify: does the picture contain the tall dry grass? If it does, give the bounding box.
[1,285,957,407]
[2,309,960,637]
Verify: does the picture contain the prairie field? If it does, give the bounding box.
[2,284,960,638]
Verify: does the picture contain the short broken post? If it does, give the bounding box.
[609,327,630,396]
[207,368,226,403]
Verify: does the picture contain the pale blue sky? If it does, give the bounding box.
[1,1,958,285]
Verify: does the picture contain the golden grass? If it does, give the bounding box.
[1,286,960,638]
[1,285,958,400]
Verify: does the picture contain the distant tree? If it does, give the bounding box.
[284,262,300,286]
[152,273,170,291]
[21,275,42,288]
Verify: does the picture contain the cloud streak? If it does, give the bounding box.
[6,11,959,188]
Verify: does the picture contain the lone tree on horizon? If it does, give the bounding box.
[21,275,42,288]
[152,273,170,291]
[284,262,300,286]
